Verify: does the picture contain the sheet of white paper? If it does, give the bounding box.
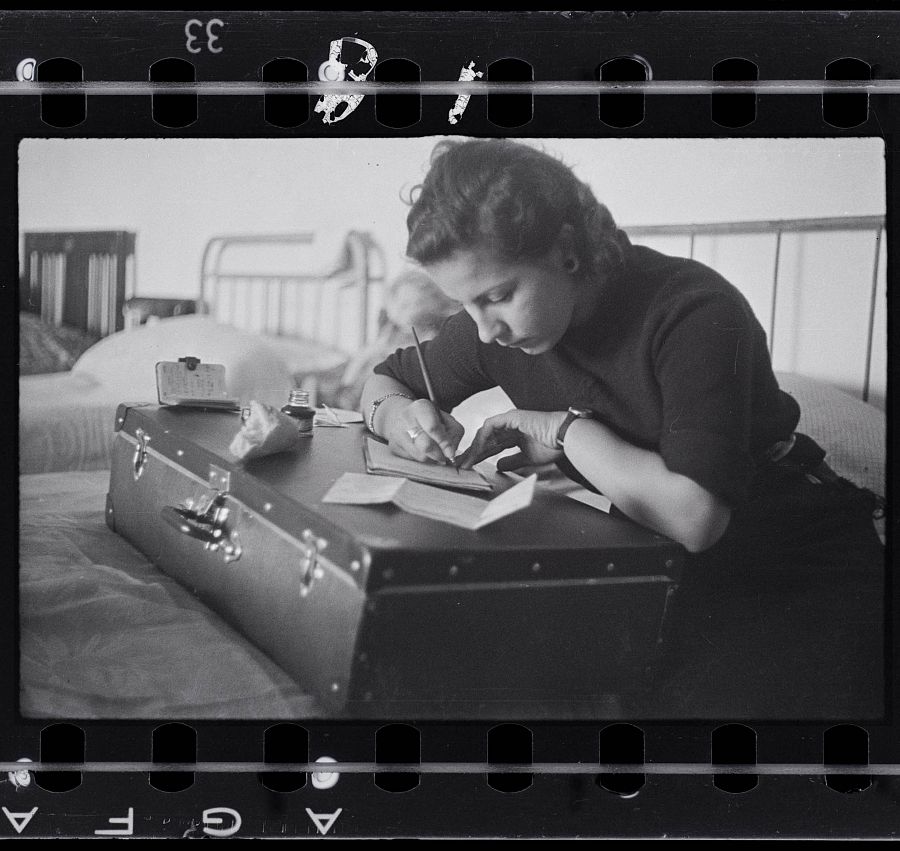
[322,472,405,504]
[314,405,363,427]
[325,471,536,530]
[474,474,537,528]
[503,469,612,514]
[391,480,491,529]
[565,487,612,514]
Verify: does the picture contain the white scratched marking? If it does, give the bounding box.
[449,61,483,125]
[315,37,377,124]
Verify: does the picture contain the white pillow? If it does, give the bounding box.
[72,315,293,408]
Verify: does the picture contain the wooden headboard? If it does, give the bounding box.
[21,230,136,337]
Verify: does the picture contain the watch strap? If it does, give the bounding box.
[367,392,413,435]
[556,407,595,449]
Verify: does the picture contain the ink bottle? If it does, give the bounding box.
[281,389,315,437]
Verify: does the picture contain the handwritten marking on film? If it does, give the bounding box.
[315,37,378,124]
[312,38,485,126]
[449,61,484,124]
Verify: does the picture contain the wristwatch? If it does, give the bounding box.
[555,406,595,450]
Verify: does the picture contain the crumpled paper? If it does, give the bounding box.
[229,400,301,461]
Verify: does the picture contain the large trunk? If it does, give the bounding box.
[107,404,683,719]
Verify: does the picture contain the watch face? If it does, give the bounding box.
[569,407,594,418]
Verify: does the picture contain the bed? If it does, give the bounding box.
[18,220,887,720]
[19,230,385,474]
[18,369,885,720]
[20,471,321,719]
[199,230,386,400]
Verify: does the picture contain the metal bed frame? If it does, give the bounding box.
[624,215,885,403]
[198,230,386,357]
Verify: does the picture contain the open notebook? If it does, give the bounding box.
[364,436,491,493]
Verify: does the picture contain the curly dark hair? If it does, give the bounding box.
[406,139,625,280]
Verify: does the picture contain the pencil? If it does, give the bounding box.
[411,327,438,405]
[412,326,457,469]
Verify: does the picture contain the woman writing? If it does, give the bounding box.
[361,139,882,715]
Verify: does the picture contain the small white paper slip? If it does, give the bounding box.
[469,473,537,528]
[565,487,612,514]
[322,472,406,505]
[322,472,537,530]
[502,469,612,514]
[314,405,364,427]
[155,361,239,408]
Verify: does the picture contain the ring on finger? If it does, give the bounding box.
[406,425,424,441]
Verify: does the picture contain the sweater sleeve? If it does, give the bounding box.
[372,310,495,410]
[652,288,762,507]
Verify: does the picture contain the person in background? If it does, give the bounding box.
[330,267,460,413]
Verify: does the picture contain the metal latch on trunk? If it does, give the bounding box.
[160,465,242,564]
[299,529,328,597]
[132,428,151,480]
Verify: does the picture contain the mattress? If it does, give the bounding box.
[19,372,123,474]
[19,469,321,719]
[776,371,885,497]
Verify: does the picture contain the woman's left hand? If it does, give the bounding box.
[457,409,569,472]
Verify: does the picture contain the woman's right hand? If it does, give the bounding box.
[384,398,464,465]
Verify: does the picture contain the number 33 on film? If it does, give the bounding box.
[185,19,224,54]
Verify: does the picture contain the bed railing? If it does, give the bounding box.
[624,215,886,406]
[198,230,386,355]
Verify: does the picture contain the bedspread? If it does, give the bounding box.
[19,373,121,473]
[20,470,321,719]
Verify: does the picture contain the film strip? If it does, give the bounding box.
[2,9,898,839]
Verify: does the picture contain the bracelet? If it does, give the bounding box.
[367,392,414,435]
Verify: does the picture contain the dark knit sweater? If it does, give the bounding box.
[374,235,800,507]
